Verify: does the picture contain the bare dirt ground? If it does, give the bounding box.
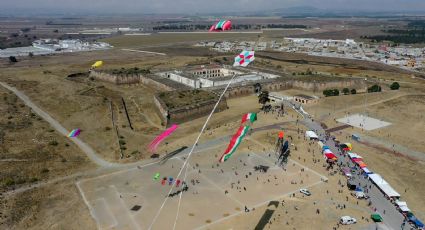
[300,87,425,221]
[0,86,95,229]
[1,31,424,229]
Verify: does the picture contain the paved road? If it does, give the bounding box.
[283,99,410,230]
[0,81,118,168]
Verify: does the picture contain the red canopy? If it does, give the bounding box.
[325,153,338,160]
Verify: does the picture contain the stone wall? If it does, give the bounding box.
[140,75,174,91]
[89,71,140,85]
[153,95,228,126]
[211,78,365,99]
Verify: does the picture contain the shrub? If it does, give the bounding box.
[351,89,357,94]
[342,88,350,95]
[368,84,382,93]
[390,82,400,90]
[4,178,15,186]
[41,168,49,173]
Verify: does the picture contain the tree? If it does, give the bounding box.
[254,83,262,94]
[258,91,270,110]
[350,89,357,94]
[9,56,18,63]
[368,84,382,93]
[390,82,400,90]
[342,88,350,95]
[332,89,340,96]
[323,89,333,97]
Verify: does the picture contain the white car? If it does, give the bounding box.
[299,188,311,196]
[352,191,367,199]
[340,216,357,225]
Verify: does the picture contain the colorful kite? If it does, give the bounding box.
[68,128,81,138]
[219,125,250,163]
[241,113,257,124]
[233,51,255,67]
[209,20,232,32]
[149,124,179,152]
[153,173,160,181]
[91,61,103,68]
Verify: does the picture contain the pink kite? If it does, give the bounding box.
[149,124,178,152]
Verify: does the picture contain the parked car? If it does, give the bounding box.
[352,191,368,199]
[299,188,311,196]
[340,216,357,225]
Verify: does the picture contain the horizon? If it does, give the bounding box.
[1,0,425,16]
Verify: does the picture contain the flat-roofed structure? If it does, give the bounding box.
[156,64,279,89]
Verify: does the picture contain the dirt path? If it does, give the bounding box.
[0,81,119,168]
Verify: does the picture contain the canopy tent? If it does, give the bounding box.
[412,219,424,228]
[348,152,362,159]
[317,141,324,149]
[399,205,410,212]
[322,145,330,150]
[323,149,333,154]
[340,143,352,151]
[409,215,424,228]
[342,167,352,177]
[324,153,337,160]
[369,174,401,198]
[305,131,319,140]
[352,158,362,162]
[395,201,407,207]
[362,167,372,174]
[357,161,367,168]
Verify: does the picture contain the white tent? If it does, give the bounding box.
[369,174,401,198]
[305,131,318,140]
[399,205,410,212]
[362,167,372,174]
[395,201,407,206]
[348,152,362,159]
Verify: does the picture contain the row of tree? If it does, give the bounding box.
[323,82,400,97]
[361,35,425,44]
[152,24,308,31]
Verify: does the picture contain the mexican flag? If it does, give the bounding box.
[219,125,250,162]
[241,113,257,124]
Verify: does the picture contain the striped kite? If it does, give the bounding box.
[219,113,258,162]
[219,125,250,163]
[209,20,232,32]
[68,128,81,138]
[241,113,257,124]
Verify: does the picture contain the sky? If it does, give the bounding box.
[2,0,425,14]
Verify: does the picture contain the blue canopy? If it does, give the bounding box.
[412,218,424,228]
[322,146,330,150]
